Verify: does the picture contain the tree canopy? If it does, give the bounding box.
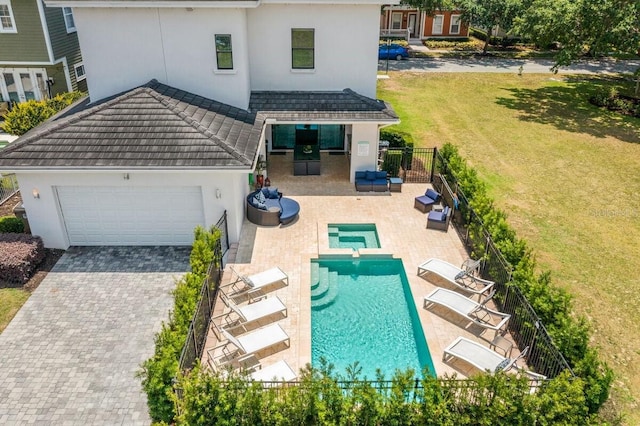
[400,0,640,68]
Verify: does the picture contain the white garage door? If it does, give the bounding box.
[57,186,205,246]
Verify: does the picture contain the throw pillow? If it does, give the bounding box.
[267,187,279,199]
[425,188,439,201]
[255,190,266,204]
[454,270,467,282]
[253,195,266,210]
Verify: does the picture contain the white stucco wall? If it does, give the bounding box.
[349,122,380,182]
[15,171,249,249]
[247,4,380,98]
[73,3,380,107]
[74,7,252,108]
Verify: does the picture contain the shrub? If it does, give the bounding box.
[381,150,402,177]
[0,233,45,283]
[0,216,24,233]
[173,363,597,425]
[380,128,414,148]
[1,91,84,136]
[437,142,613,417]
[139,225,221,423]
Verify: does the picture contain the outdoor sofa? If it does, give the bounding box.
[355,170,388,192]
[246,188,300,226]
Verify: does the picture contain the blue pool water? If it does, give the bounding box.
[311,257,435,379]
[328,223,380,250]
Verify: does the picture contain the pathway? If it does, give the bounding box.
[0,247,191,425]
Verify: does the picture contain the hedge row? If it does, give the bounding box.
[173,362,598,425]
[0,233,45,283]
[138,226,221,423]
[437,142,613,415]
[1,92,84,136]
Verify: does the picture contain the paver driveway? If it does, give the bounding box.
[0,246,191,425]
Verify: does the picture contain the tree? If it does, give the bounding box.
[0,92,84,136]
[515,0,640,70]
[455,0,524,53]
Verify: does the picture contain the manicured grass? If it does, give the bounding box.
[378,73,640,422]
[0,288,30,332]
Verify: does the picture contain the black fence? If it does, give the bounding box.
[177,212,227,373]
[210,376,546,401]
[215,210,230,263]
[380,147,436,183]
[432,155,573,379]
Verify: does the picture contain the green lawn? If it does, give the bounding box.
[0,288,30,332]
[378,73,640,423]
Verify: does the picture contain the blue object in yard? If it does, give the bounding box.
[378,44,409,60]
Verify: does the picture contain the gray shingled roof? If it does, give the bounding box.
[0,83,399,170]
[250,89,399,122]
[0,80,263,170]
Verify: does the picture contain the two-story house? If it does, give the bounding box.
[0,0,86,107]
[380,5,469,40]
[0,0,399,249]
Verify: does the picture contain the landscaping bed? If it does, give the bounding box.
[0,193,65,331]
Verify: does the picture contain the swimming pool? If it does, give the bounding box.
[328,223,380,250]
[311,257,434,379]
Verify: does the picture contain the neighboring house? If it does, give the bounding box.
[380,5,469,40]
[0,0,399,249]
[0,0,86,107]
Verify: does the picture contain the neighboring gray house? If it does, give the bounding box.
[0,0,85,107]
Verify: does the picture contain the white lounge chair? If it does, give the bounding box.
[227,266,289,296]
[417,258,494,298]
[216,293,287,330]
[423,287,510,333]
[250,360,297,382]
[443,336,530,374]
[211,323,290,365]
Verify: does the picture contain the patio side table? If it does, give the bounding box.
[389,177,403,192]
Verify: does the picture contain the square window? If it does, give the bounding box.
[63,7,76,33]
[74,63,86,81]
[291,29,314,69]
[0,1,16,33]
[215,34,233,70]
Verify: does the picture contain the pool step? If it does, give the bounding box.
[311,270,339,310]
[311,266,330,300]
[310,262,320,291]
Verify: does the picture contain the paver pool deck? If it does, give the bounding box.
[0,246,191,425]
[206,153,517,380]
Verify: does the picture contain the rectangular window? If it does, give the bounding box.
[391,13,402,30]
[291,29,314,69]
[74,63,86,81]
[215,34,233,70]
[432,15,444,35]
[450,14,461,35]
[0,1,16,33]
[63,7,76,33]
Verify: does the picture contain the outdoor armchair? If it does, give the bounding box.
[414,188,441,213]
